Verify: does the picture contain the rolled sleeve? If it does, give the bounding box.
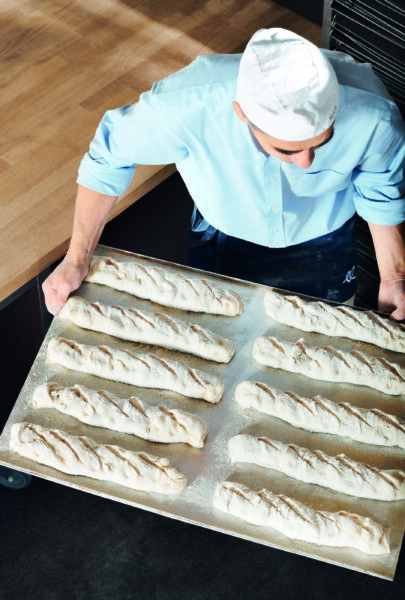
[77,153,135,196]
[352,111,405,225]
[354,194,405,225]
[77,93,188,196]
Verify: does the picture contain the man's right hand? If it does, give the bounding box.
[42,185,118,315]
[42,255,91,315]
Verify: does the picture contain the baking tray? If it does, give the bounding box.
[1,244,404,580]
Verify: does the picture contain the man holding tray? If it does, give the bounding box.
[43,28,405,318]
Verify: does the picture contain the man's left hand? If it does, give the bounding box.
[378,277,405,321]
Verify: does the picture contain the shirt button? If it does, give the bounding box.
[272,229,279,234]
[271,205,278,211]
[269,177,276,182]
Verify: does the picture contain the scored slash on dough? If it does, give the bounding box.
[85,255,244,316]
[33,382,208,448]
[263,289,405,353]
[228,434,405,501]
[252,336,405,396]
[46,337,225,403]
[10,422,187,494]
[234,381,405,449]
[213,481,390,555]
[58,296,236,363]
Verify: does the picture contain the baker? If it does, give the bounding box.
[42,28,405,318]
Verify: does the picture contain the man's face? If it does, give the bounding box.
[232,101,334,169]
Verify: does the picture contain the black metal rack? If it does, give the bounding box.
[323,0,405,118]
[322,0,405,309]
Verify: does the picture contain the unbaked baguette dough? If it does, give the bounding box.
[264,289,405,353]
[59,296,235,363]
[10,422,187,494]
[33,382,208,448]
[85,256,243,316]
[253,336,405,396]
[47,337,224,403]
[228,434,405,501]
[213,481,390,555]
[235,381,405,449]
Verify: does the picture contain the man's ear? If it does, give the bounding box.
[232,101,249,124]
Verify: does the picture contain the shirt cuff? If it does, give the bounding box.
[77,152,135,196]
[354,194,405,225]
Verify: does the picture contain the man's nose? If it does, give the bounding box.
[291,149,315,169]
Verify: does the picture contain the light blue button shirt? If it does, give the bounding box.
[78,51,405,248]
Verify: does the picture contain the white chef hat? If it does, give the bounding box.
[236,28,340,141]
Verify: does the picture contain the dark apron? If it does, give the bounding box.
[188,206,358,303]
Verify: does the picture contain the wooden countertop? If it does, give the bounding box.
[0,0,321,303]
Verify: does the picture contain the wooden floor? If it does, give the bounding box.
[0,0,321,302]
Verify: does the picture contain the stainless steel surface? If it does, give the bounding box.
[1,245,404,579]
